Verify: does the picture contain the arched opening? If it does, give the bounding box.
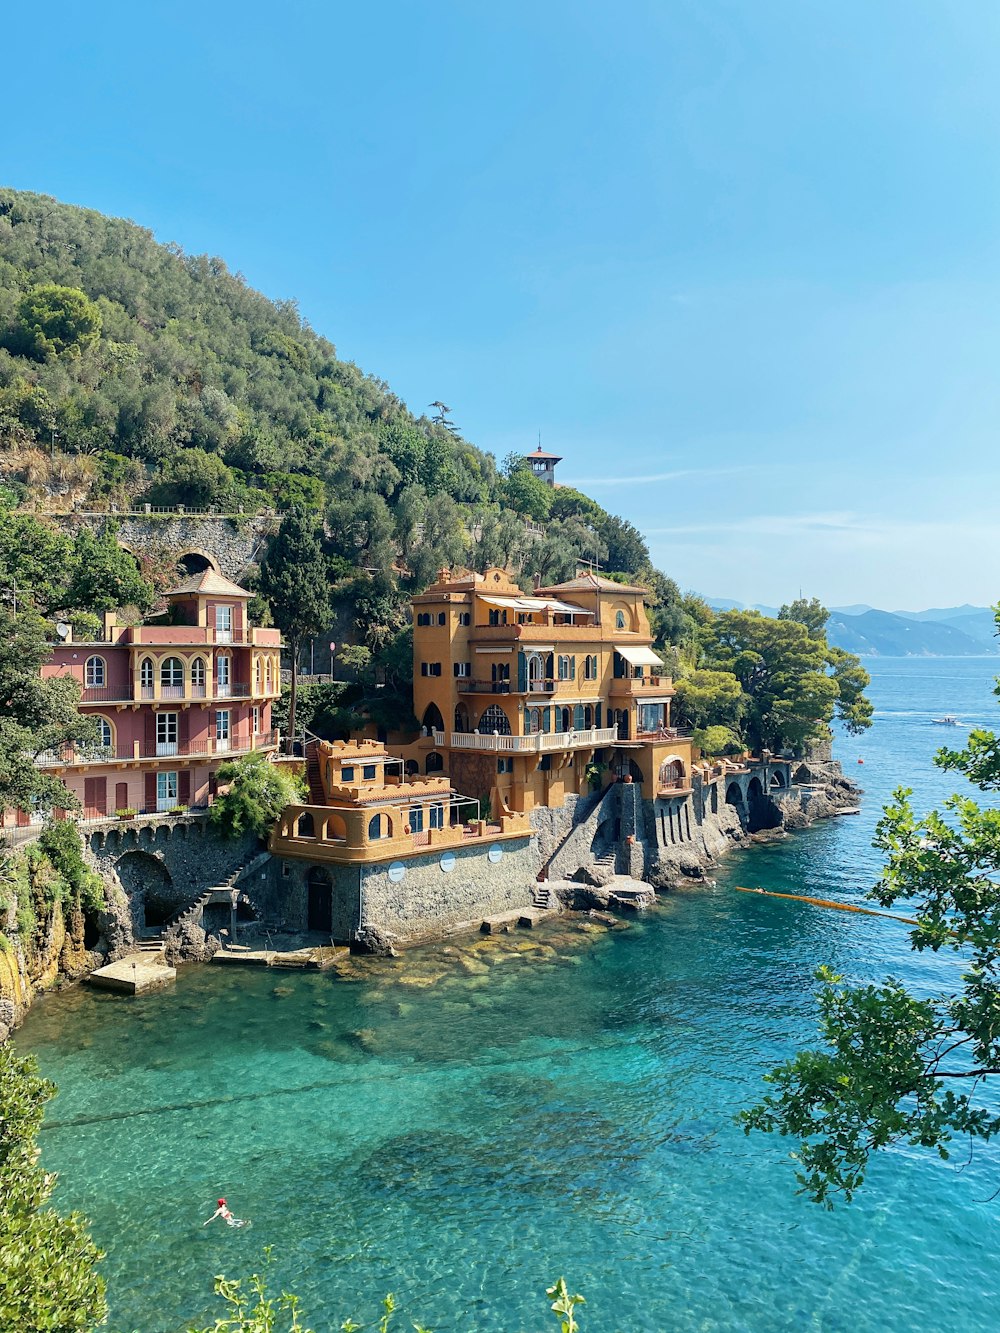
[160,656,183,687]
[658,757,685,789]
[747,774,781,831]
[404,759,419,776]
[326,812,347,842]
[177,550,219,575]
[368,813,384,841]
[307,867,333,934]
[426,752,444,773]
[422,703,445,733]
[725,782,744,806]
[478,704,511,736]
[770,770,786,789]
[296,811,316,838]
[115,850,175,931]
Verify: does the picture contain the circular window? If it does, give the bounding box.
[387,862,406,884]
[487,844,503,864]
[440,852,456,874]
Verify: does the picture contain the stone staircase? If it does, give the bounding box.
[304,740,325,805]
[531,882,556,910]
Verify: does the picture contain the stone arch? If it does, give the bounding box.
[658,756,685,788]
[725,781,744,806]
[748,776,764,801]
[422,703,445,733]
[177,550,220,575]
[115,850,174,930]
[770,769,786,788]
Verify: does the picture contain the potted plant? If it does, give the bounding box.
[115,808,137,821]
[169,804,188,816]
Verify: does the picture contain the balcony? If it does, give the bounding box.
[36,729,279,769]
[609,673,675,698]
[80,681,255,705]
[434,725,618,755]
[457,678,557,696]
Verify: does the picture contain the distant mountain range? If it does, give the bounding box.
[705,599,999,657]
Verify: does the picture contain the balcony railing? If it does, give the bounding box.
[634,726,694,742]
[81,681,255,704]
[435,725,618,754]
[457,678,558,696]
[36,729,278,769]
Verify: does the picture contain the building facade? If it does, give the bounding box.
[522,445,562,487]
[23,571,281,823]
[411,567,694,811]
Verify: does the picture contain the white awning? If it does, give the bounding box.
[477,595,592,615]
[615,644,664,668]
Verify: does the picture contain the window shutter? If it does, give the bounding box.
[179,771,191,805]
[179,711,189,749]
[541,706,551,733]
[144,711,156,753]
[144,773,157,812]
[570,656,576,679]
[517,652,527,692]
[574,703,585,731]
[595,703,602,728]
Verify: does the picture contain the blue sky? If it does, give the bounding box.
[4,0,999,609]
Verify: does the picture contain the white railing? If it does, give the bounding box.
[156,741,179,756]
[444,726,618,754]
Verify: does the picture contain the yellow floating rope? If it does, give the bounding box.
[734,885,919,927]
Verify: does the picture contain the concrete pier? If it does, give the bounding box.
[89,953,177,994]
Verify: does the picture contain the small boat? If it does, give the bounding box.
[932,715,961,726]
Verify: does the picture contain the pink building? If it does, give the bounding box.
[22,571,282,822]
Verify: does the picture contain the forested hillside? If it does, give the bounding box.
[0,188,871,756]
[0,189,686,647]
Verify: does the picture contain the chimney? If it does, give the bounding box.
[533,572,542,591]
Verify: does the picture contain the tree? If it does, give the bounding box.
[56,524,155,616]
[257,505,332,752]
[502,464,552,522]
[741,688,1000,1205]
[0,1044,107,1331]
[673,669,745,733]
[0,608,96,816]
[210,750,307,838]
[703,610,839,753]
[147,447,242,509]
[5,284,102,361]
[778,596,829,638]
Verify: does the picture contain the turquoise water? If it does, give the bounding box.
[18,657,1000,1332]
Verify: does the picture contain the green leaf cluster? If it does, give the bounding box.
[0,1044,107,1331]
[209,750,307,840]
[741,624,1000,1203]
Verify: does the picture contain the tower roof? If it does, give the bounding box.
[165,570,253,599]
[525,445,563,463]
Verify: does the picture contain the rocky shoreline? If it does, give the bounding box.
[0,760,862,1039]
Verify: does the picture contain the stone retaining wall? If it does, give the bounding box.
[50,513,277,580]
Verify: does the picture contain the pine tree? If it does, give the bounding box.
[257,506,331,754]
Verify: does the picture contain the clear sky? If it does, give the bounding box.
[4,0,999,610]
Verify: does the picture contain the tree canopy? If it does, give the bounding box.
[0,1044,107,1331]
[741,662,1000,1204]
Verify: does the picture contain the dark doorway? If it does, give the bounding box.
[307,868,333,933]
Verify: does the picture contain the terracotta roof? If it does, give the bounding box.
[165,570,254,598]
[539,573,651,595]
[525,446,563,461]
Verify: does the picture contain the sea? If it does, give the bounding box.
[16,657,1000,1333]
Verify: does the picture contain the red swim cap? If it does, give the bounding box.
[218,1199,226,1207]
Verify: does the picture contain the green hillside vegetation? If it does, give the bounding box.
[0,189,870,755]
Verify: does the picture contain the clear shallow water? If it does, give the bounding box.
[18,657,1000,1333]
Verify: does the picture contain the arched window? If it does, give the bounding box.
[296,811,315,838]
[368,814,383,841]
[255,657,263,688]
[191,657,206,688]
[525,707,541,734]
[160,657,183,687]
[615,609,626,630]
[140,657,154,688]
[85,656,106,687]
[95,717,113,750]
[426,752,444,773]
[265,658,273,691]
[479,704,511,736]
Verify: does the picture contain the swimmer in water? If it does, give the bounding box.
[203,1198,249,1228]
